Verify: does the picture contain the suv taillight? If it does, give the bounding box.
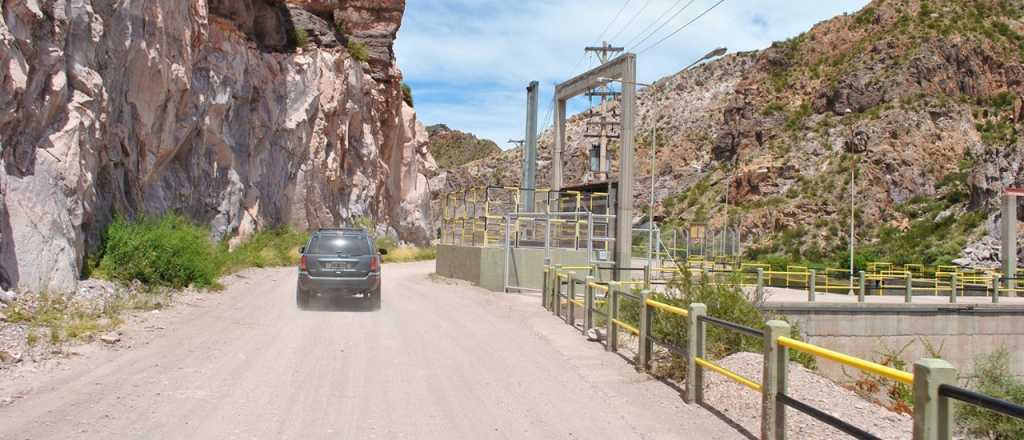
[370,255,380,272]
[300,255,308,271]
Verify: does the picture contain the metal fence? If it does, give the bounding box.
[543,264,1024,440]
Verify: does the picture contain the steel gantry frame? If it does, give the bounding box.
[553,53,637,277]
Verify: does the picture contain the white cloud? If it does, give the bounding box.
[396,0,871,146]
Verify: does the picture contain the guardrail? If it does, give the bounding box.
[542,264,1024,440]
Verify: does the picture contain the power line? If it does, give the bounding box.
[607,0,655,43]
[625,0,698,51]
[595,0,634,44]
[637,0,727,54]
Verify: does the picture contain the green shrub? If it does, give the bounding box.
[616,272,816,371]
[958,348,1024,439]
[401,82,414,107]
[221,227,308,274]
[348,40,370,62]
[291,28,309,48]
[95,215,222,289]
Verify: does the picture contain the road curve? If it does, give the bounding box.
[0,261,744,439]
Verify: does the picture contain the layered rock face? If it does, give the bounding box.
[0,0,435,293]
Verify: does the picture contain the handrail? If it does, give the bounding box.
[939,384,1024,420]
[777,336,913,385]
[612,319,639,335]
[700,315,764,338]
[645,298,689,317]
[695,357,762,392]
[560,266,593,270]
[587,282,609,292]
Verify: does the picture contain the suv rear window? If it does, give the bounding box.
[307,233,371,256]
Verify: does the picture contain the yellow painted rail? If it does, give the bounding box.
[561,266,594,271]
[777,336,913,385]
[568,298,585,307]
[588,282,610,292]
[645,299,689,317]
[695,357,762,392]
[612,319,640,335]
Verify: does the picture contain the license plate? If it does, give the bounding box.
[324,262,351,270]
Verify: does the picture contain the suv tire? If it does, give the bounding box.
[296,288,310,310]
[369,287,382,310]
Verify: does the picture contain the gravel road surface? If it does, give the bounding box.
[0,261,746,439]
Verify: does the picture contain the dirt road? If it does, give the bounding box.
[0,261,745,439]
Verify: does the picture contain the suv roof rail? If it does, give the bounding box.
[314,227,367,233]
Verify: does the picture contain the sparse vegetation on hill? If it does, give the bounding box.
[426,124,501,169]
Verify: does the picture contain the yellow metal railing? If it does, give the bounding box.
[778,336,913,385]
[645,298,689,317]
[695,357,762,392]
[612,319,639,335]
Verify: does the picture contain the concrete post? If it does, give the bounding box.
[639,289,653,371]
[993,275,1000,304]
[1002,194,1017,297]
[686,303,707,404]
[912,359,957,440]
[643,264,651,290]
[763,320,791,440]
[542,265,550,308]
[949,273,958,304]
[553,265,563,316]
[756,268,765,303]
[906,272,914,303]
[702,268,711,285]
[608,284,619,353]
[858,271,866,303]
[585,276,595,331]
[568,275,577,326]
[808,269,816,302]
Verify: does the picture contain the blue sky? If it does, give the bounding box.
[395,0,871,147]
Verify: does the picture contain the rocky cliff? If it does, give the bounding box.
[0,0,436,293]
[437,0,1024,267]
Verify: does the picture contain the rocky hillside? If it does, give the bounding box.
[426,124,501,169]
[0,0,437,293]
[436,0,1024,268]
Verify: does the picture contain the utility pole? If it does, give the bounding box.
[584,42,623,182]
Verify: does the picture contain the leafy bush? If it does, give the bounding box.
[615,271,816,373]
[221,227,308,274]
[383,246,437,263]
[95,215,222,289]
[291,28,309,48]
[401,82,414,107]
[348,40,370,62]
[958,348,1024,439]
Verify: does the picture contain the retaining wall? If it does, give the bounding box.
[436,245,590,291]
[761,303,1024,380]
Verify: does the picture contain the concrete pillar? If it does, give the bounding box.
[639,289,653,371]
[616,56,637,281]
[585,275,595,331]
[858,271,866,303]
[756,268,765,303]
[523,81,539,210]
[949,273,958,304]
[762,320,791,440]
[1002,194,1018,296]
[686,303,707,404]
[912,359,957,440]
[643,264,651,290]
[906,273,914,303]
[808,269,817,302]
[552,99,566,190]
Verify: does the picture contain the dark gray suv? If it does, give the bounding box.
[296,228,387,310]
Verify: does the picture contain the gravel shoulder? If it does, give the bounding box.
[0,261,747,439]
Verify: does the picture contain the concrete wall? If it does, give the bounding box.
[436,245,590,291]
[762,303,1024,380]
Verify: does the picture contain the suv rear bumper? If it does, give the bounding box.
[298,272,380,297]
